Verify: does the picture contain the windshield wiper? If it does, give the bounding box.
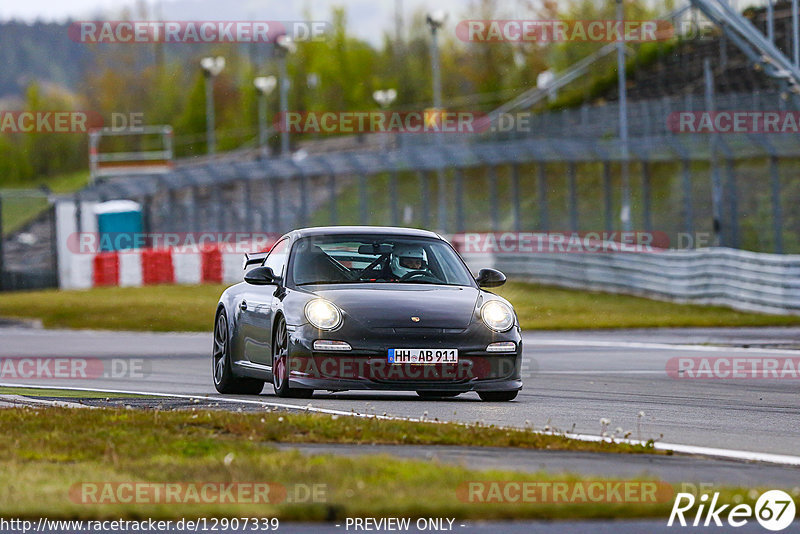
[296,280,363,286]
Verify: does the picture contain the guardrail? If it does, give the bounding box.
[459,247,800,315]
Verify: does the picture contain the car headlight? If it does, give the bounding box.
[305,299,342,330]
[481,300,514,332]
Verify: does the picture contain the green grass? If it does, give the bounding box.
[493,281,800,330]
[0,284,223,332]
[0,406,767,521]
[0,194,49,236]
[0,282,798,332]
[1,170,89,236]
[0,387,149,399]
[1,169,90,194]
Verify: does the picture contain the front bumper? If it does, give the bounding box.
[285,322,523,392]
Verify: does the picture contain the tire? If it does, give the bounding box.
[212,310,264,395]
[272,315,314,399]
[416,391,461,399]
[478,390,518,402]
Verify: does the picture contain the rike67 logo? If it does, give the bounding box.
[668,490,796,531]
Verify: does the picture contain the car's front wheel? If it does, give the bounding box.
[213,310,264,395]
[272,315,313,399]
[478,390,518,402]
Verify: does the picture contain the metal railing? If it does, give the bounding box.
[462,247,800,315]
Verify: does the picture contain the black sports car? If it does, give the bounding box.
[212,226,522,401]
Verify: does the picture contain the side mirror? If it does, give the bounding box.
[476,268,506,288]
[244,266,280,286]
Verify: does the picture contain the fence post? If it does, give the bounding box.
[358,173,368,225]
[189,187,199,232]
[641,160,652,232]
[568,162,578,231]
[271,178,281,233]
[705,58,723,246]
[0,194,4,291]
[770,155,783,253]
[49,201,59,288]
[538,162,549,230]
[167,187,178,232]
[454,168,465,233]
[488,165,499,231]
[389,171,399,227]
[298,173,308,227]
[603,161,613,231]
[681,158,695,240]
[213,185,224,233]
[511,163,521,232]
[329,174,338,225]
[243,180,253,230]
[142,195,152,238]
[418,171,430,228]
[74,194,82,237]
[725,159,739,249]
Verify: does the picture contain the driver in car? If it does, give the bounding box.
[389,245,429,280]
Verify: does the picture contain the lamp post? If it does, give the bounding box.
[254,75,277,157]
[200,56,225,155]
[426,10,448,232]
[373,88,397,109]
[275,35,296,157]
[616,0,631,232]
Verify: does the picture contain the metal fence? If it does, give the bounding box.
[71,109,800,256]
[0,190,59,291]
[461,247,800,315]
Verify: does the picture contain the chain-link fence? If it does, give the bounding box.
[0,190,59,291]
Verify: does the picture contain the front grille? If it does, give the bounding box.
[371,327,466,335]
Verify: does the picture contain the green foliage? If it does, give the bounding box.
[0,0,683,184]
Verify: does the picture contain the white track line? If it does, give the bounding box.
[527,339,800,355]
[3,382,800,467]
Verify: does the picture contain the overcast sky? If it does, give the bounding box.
[0,0,518,45]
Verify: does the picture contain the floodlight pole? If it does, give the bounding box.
[279,55,290,157]
[428,13,447,233]
[617,0,632,232]
[204,70,216,155]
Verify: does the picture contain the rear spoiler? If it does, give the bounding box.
[242,252,269,271]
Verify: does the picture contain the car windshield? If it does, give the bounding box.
[290,235,474,287]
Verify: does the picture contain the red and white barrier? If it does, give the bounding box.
[76,241,277,289]
[74,242,276,289]
[55,200,280,289]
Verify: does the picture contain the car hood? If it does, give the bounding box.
[307,284,480,329]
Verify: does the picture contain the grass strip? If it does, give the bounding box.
[1,282,798,333]
[0,406,769,521]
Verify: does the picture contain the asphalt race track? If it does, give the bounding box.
[2,325,799,458]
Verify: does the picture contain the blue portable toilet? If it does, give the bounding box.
[94,200,143,252]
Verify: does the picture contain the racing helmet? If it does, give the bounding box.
[390,245,428,278]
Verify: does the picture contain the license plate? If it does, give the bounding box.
[388,348,458,364]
